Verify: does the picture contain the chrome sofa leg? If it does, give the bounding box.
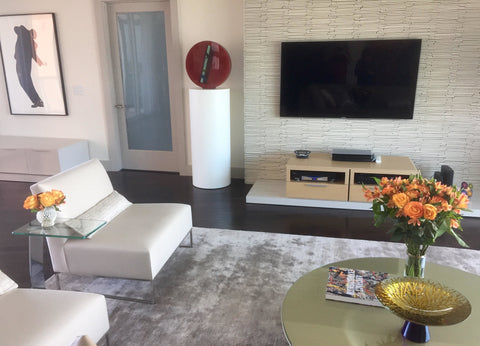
[150,279,156,304]
[55,273,61,290]
[104,332,110,346]
[102,279,156,304]
[180,229,193,248]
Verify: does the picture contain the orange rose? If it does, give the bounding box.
[403,201,424,219]
[23,194,40,210]
[39,191,56,207]
[392,193,409,208]
[423,204,437,220]
[51,189,66,204]
[451,219,459,229]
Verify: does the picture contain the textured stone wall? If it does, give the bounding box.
[244,0,480,187]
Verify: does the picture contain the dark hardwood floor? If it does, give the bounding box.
[2,170,479,287]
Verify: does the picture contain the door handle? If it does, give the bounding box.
[115,104,127,109]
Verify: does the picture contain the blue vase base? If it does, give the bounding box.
[401,321,430,343]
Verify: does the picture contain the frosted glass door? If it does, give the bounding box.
[109,1,181,172]
[116,11,172,151]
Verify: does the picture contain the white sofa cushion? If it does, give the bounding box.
[77,190,132,224]
[0,289,109,346]
[63,203,193,281]
[30,159,113,218]
[74,191,132,240]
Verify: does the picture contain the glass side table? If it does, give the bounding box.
[12,218,106,288]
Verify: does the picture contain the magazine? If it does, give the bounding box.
[325,266,389,307]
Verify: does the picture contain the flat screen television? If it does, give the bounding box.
[280,39,422,119]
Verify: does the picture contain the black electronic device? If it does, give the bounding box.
[294,149,311,159]
[332,149,375,162]
[353,173,409,185]
[290,170,337,182]
[280,39,422,119]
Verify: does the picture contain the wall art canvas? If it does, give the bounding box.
[0,13,67,115]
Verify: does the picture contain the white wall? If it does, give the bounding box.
[0,0,245,175]
[177,0,244,176]
[244,0,480,187]
[0,0,116,166]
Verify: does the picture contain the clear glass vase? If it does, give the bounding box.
[405,251,426,278]
[36,206,57,228]
[402,248,429,343]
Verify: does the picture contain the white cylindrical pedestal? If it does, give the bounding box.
[189,88,231,189]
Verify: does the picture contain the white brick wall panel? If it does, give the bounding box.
[244,0,480,187]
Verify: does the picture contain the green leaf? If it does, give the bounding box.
[388,224,406,242]
[390,231,404,242]
[374,213,386,227]
[372,201,382,214]
[446,227,469,248]
[434,220,449,240]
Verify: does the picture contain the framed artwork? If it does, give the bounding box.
[0,13,68,115]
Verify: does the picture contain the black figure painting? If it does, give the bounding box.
[0,13,67,115]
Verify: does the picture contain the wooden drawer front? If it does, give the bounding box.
[286,182,349,201]
[349,184,374,202]
[26,149,60,175]
[0,148,29,173]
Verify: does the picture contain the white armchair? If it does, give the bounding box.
[0,270,109,346]
[30,158,193,303]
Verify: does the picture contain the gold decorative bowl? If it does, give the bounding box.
[375,277,471,326]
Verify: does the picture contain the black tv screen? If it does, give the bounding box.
[280,39,422,119]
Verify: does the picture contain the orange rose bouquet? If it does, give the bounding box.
[363,175,470,277]
[23,189,66,212]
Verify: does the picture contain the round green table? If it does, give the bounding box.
[281,257,479,345]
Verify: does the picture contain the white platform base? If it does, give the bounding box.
[246,179,480,218]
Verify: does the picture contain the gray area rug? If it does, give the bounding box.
[48,227,480,345]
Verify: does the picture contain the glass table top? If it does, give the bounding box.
[12,218,106,239]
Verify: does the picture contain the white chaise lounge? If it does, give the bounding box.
[30,158,193,303]
[0,270,109,345]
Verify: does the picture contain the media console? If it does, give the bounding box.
[286,153,418,202]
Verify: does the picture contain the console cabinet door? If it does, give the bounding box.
[26,149,60,175]
[0,148,29,173]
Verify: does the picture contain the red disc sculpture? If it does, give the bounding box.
[186,41,231,89]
